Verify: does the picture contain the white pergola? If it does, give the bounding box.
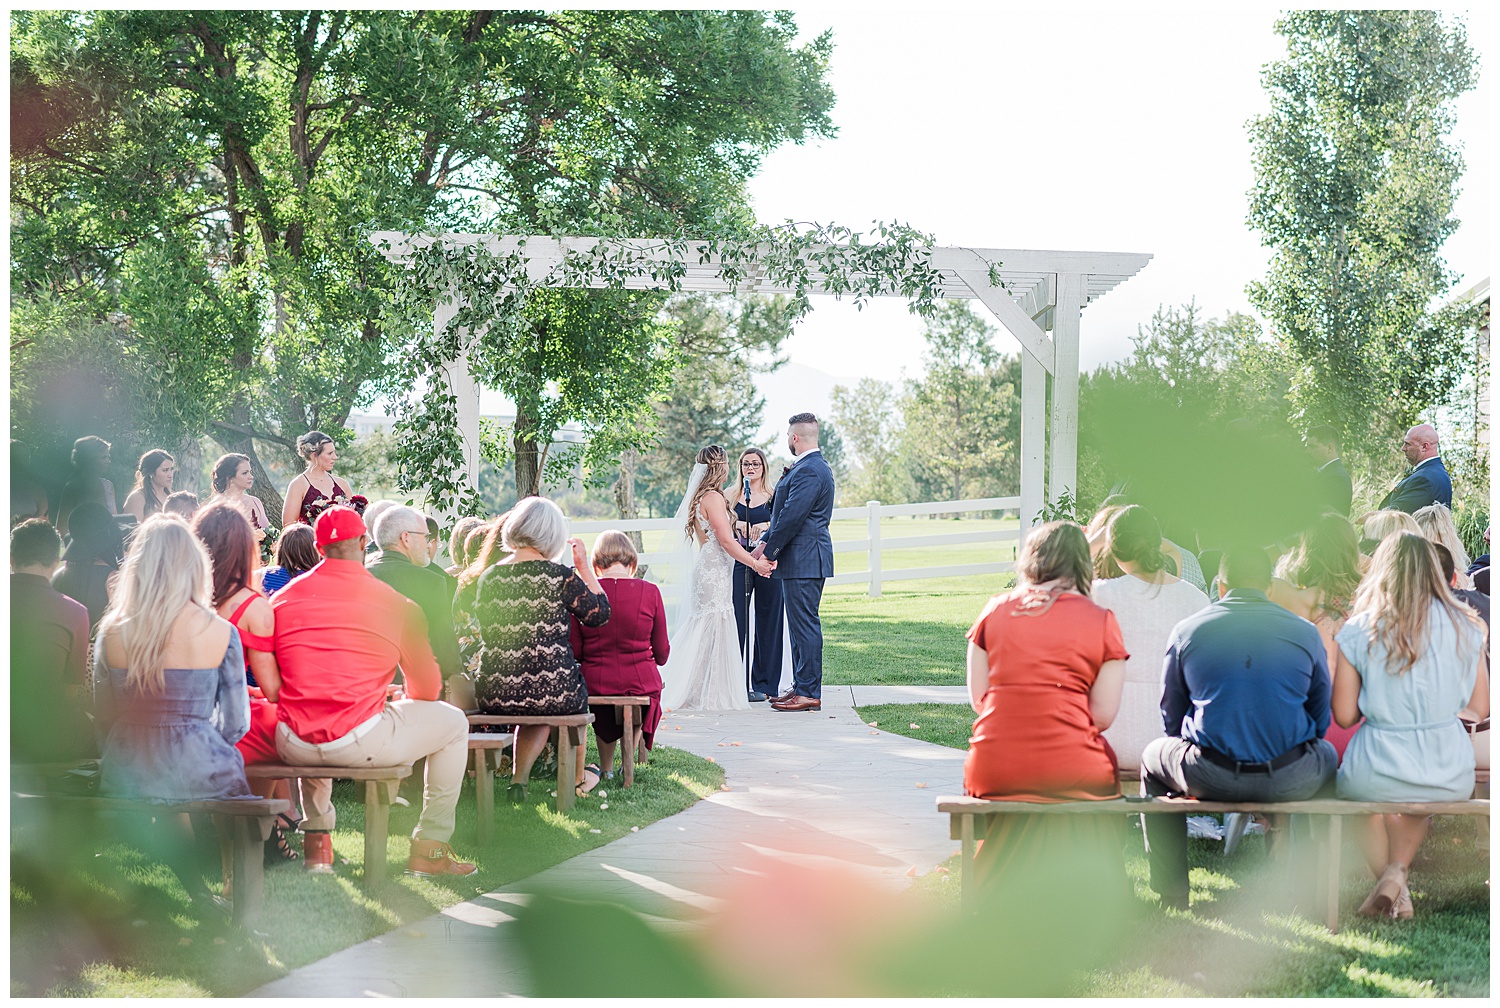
[372,233,1151,533]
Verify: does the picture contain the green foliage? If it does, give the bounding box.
[830,377,909,505]
[899,301,1020,502]
[1246,10,1480,450]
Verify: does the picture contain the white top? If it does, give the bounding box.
[1091,574,1211,770]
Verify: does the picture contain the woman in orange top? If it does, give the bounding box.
[963,521,1130,903]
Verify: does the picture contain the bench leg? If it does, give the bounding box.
[475,748,495,846]
[363,779,397,890]
[219,812,271,927]
[1322,815,1342,933]
[959,814,976,915]
[621,705,637,788]
[556,726,577,814]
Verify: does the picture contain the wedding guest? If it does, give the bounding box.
[1362,510,1420,551]
[453,517,505,677]
[1433,544,1489,628]
[272,506,476,876]
[92,514,258,911]
[52,501,124,629]
[1090,495,1205,592]
[1086,504,1128,579]
[191,503,299,865]
[570,531,669,779]
[123,449,175,523]
[209,454,271,556]
[281,431,356,528]
[162,491,200,519]
[1269,513,1369,759]
[734,447,784,702]
[11,441,49,524]
[360,500,399,559]
[1333,533,1487,919]
[1091,506,1209,774]
[57,435,117,536]
[11,519,94,763]
[255,523,318,596]
[963,522,1128,894]
[474,497,609,801]
[447,515,486,576]
[369,505,462,678]
[1413,503,1473,589]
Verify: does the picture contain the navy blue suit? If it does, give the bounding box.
[762,451,835,699]
[1379,456,1452,513]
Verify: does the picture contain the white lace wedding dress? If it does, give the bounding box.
[660,512,750,711]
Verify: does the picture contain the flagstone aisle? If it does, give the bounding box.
[251,686,968,996]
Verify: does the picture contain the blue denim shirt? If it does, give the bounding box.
[1161,588,1330,763]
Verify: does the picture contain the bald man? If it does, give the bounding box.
[1378,424,1452,513]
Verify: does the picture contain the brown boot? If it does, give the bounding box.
[407,838,477,877]
[303,830,334,874]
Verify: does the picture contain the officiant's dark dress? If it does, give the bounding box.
[733,500,784,696]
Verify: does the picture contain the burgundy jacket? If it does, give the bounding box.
[569,577,669,696]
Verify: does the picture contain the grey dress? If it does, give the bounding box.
[93,627,258,803]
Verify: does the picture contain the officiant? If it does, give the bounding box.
[733,448,785,702]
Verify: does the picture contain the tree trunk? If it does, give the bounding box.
[174,434,205,497]
[514,436,540,499]
[613,449,643,553]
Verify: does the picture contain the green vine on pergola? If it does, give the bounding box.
[380,221,1006,517]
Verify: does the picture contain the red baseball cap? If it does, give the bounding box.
[314,505,367,549]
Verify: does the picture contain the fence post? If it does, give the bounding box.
[867,500,882,598]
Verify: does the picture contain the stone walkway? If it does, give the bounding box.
[251,688,967,997]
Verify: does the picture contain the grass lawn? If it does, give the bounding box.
[10,742,723,997]
[869,703,1492,998]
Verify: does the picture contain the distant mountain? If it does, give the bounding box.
[751,360,859,444]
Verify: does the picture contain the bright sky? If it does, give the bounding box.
[746,6,1492,384]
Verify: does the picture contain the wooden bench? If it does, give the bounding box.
[245,763,412,890]
[467,732,515,844]
[587,696,650,787]
[11,785,288,928]
[937,794,1490,931]
[467,713,595,813]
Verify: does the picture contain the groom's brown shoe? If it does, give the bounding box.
[771,694,821,712]
[771,687,797,704]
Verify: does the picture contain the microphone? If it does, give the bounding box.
[743,476,752,502]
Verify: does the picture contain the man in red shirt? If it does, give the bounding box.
[272,506,475,876]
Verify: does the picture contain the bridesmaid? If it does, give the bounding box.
[281,431,356,528]
[733,447,784,702]
[122,449,175,523]
[210,454,271,558]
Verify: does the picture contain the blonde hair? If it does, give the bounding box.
[1363,509,1420,543]
[1086,504,1127,579]
[1351,532,1483,676]
[96,514,215,695]
[592,530,638,571]
[686,445,731,539]
[1413,504,1472,585]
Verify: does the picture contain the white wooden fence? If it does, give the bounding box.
[569,496,1021,598]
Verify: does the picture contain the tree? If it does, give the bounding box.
[898,301,1019,503]
[11,10,837,519]
[830,378,907,505]
[1246,11,1480,457]
[634,294,796,516]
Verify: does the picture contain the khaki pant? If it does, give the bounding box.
[276,699,468,842]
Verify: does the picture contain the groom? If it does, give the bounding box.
[760,412,836,713]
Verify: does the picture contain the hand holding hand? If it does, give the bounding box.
[752,557,774,578]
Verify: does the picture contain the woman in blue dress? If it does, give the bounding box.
[1333,532,1488,920]
[93,514,259,909]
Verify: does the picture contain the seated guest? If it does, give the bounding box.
[1432,543,1490,780]
[1361,510,1420,555]
[254,522,318,596]
[1269,513,1369,760]
[474,497,610,801]
[447,516,486,577]
[162,490,200,519]
[191,503,299,865]
[92,515,258,910]
[569,531,669,779]
[963,521,1128,901]
[1088,498,1206,592]
[1142,547,1337,912]
[52,500,124,629]
[1092,506,1210,774]
[11,519,94,763]
[1414,503,1473,589]
[453,517,505,677]
[272,506,475,877]
[1333,533,1487,919]
[369,505,462,679]
[359,499,399,559]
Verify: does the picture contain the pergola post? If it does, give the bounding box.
[1018,348,1047,540]
[1047,273,1087,505]
[433,293,482,500]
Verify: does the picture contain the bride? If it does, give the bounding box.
[659,445,774,711]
